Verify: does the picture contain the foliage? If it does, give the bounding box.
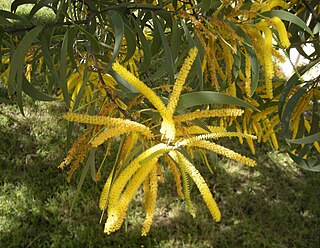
[0,0,319,235]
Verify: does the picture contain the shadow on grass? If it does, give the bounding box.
[0,102,320,248]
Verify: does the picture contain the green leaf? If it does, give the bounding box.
[40,33,60,92]
[103,10,124,72]
[132,18,151,72]
[261,10,314,36]
[71,148,96,212]
[122,22,137,63]
[11,0,37,12]
[278,57,320,118]
[153,13,174,85]
[171,19,182,61]
[288,152,320,172]
[60,30,70,108]
[0,9,26,22]
[181,20,203,90]
[7,25,43,114]
[288,133,320,144]
[177,91,259,111]
[22,75,56,101]
[281,84,309,139]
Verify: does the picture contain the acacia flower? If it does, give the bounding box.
[104,158,158,234]
[171,151,221,222]
[141,167,158,236]
[166,47,198,116]
[107,143,172,216]
[189,140,256,166]
[256,20,274,99]
[177,132,257,147]
[174,109,244,123]
[91,125,152,147]
[270,17,291,48]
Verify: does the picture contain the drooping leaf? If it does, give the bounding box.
[103,10,124,72]
[177,91,259,111]
[60,30,70,108]
[152,13,174,85]
[288,133,320,145]
[132,18,151,72]
[22,74,56,101]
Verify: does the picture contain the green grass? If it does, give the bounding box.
[0,98,319,247]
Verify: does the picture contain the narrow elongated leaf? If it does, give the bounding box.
[60,30,70,108]
[153,13,174,85]
[22,75,56,101]
[8,25,43,94]
[177,91,259,111]
[171,19,181,61]
[0,9,26,22]
[40,33,60,91]
[71,148,96,211]
[150,15,163,56]
[11,0,37,12]
[123,22,136,63]
[278,57,320,117]
[132,18,151,72]
[261,10,313,36]
[281,84,309,139]
[181,20,203,90]
[288,133,320,144]
[103,10,124,72]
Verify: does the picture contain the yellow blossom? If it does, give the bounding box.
[106,144,172,217]
[166,47,198,116]
[164,155,184,200]
[141,166,158,236]
[189,140,256,166]
[171,151,221,222]
[270,17,291,48]
[177,132,257,147]
[174,109,244,123]
[256,20,274,99]
[104,158,158,234]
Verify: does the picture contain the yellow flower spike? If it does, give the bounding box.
[91,125,149,148]
[177,132,257,147]
[99,168,114,210]
[104,158,158,235]
[59,131,90,169]
[172,151,221,222]
[261,0,290,12]
[112,62,173,136]
[174,109,244,123]
[141,166,158,236]
[171,151,196,217]
[189,140,256,167]
[164,155,184,200]
[107,143,172,215]
[270,17,291,48]
[176,125,227,136]
[64,112,153,139]
[166,47,198,116]
[118,132,140,164]
[256,20,274,99]
[244,49,252,97]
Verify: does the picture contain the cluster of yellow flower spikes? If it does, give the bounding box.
[61,47,257,236]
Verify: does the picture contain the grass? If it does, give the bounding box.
[0,97,319,247]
